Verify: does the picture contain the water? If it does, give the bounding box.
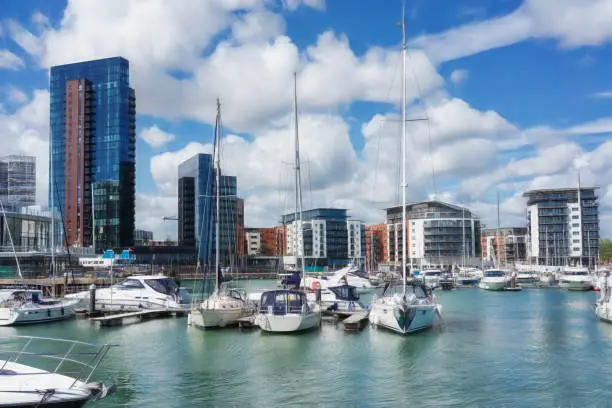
[3,282,612,407]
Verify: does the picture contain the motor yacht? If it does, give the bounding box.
[369,280,439,335]
[478,269,510,291]
[559,267,593,291]
[0,336,116,407]
[255,289,321,333]
[439,272,455,291]
[304,265,374,294]
[314,284,366,317]
[420,269,443,289]
[66,275,190,312]
[0,289,79,326]
[516,271,539,286]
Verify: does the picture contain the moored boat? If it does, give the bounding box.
[559,267,592,291]
[0,290,78,326]
[478,269,510,291]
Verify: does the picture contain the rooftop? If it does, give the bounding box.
[522,187,599,197]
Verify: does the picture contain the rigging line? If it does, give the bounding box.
[406,48,437,199]
[370,49,402,206]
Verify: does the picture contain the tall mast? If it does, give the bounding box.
[0,199,22,282]
[51,141,55,296]
[401,5,407,296]
[496,191,501,268]
[462,206,466,267]
[293,72,306,285]
[577,172,582,267]
[214,99,221,294]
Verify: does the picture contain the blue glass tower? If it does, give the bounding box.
[49,57,136,249]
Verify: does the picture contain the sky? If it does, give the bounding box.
[1,0,612,240]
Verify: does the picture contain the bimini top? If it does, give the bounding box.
[484,270,506,277]
[328,284,360,301]
[259,290,307,315]
[382,280,432,299]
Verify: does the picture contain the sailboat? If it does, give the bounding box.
[254,73,321,333]
[368,11,439,335]
[0,199,79,326]
[188,100,252,329]
[479,193,512,291]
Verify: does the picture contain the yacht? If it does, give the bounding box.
[478,269,510,291]
[455,267,482,287]
[595,274,612,323]
[66,275,190,311]
[369,280,439,334]
[559,266,592,291]
[187,101,252,329]
[315,283,367,317]
[420,269,443,289]
[304,265,375,294]
[439,272,455,291]
[0,336,116,407]
[255,289,321,333]
[516,271,539,286]
[0,289,79,326]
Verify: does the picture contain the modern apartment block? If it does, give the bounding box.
[282,208,365,271]
[0,203,52,252]
[524,187,599,267]
[481,227,528,266]
[177,153,243,265]
[0,155,36,206]
[134,229,153,246]
[49,57,136,249]
[244,227,282,256]
[365,223,388,272]
[385,201,481,269]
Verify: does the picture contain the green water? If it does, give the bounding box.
[3,282,612,407]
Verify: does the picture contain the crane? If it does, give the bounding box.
[163,216,178,221]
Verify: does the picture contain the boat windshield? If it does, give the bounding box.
[383,284,429,299]
[484,270,505,277]
[144,278,179,295]
[567,271,588,276]
[117,279,145,289]
[260,290,306,314]
[423,271,441,276]
[329,285,360,301]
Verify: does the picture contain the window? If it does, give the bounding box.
[573,247,580,251]
[572,215,579,219]
[573,231,579,236]
[572,207,579,212]
[573,239,580,243]
[572,223,579,227]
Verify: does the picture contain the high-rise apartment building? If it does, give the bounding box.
[0,155,36,206]
[524,187,599,267]
[178,153,243,265]
[385,201,481,268]
[481,227,528,266]
[49,57,136,249]
[283,208,365,271]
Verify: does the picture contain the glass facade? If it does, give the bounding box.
[49,57,136,250]
[0,155,36,206]
[178,154,241,265]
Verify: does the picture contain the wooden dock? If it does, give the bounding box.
[342,310,370,332]
[90,309,188,327]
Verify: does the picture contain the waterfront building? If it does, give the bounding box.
[481,227,528,266]
[365,224,388,272]
[385,201,481,269]
[524,187,599,267]
[134,229,153,246]
[282,208,365,271]
[245,228,262,256]
[245,227,289,257]
[0,155,36,206]
[0,204,53,253]
[49,57,136,250]
[177,153,243,265]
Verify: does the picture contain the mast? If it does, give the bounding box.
[496,191,501,268]
[462,206,466,267]
[577,172,582,267]
[401,5,407,297]
[51,140,56,297]
[92,182,96,254]
[293,72,306,286]
[214,99,221,295]
[0,199,23,282]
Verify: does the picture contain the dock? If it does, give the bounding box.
[342,310,370,332]
[89,309,188,327]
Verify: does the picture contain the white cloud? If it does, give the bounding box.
[139,125,176,148]
[31,11,50,30]
[450,69,468,84]
[0,50,24,70]
[6,87,28,103]
[591,91,612,99]
[231,9,286,44]
[411,0,612,63]
[0,90,50,205]
[283,0,326,11]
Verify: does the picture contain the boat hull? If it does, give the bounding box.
[368,303,436,335]
[256,312,321,333]
[560,280,592,291]
[479,279,508,291]
[0,301,78,326]
[188,307,245,328]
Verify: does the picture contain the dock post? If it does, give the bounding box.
[315,287,321,303]
[89,284,96,314]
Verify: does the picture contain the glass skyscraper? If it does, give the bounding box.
[178,153,242,266]
[0,155,36,206]
[49,57,136,250]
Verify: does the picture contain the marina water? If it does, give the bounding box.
[2,281,611,407]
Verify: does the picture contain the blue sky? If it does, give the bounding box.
[1,0,612,239]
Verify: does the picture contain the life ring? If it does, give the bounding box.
[311,281,321,290]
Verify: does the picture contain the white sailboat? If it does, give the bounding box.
[255,73,321,333]
[479,193,511,291]
[188,100,252,329]
[368,10,439,335]
[0,199,78,326]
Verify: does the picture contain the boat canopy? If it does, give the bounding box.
[329,284,360,301]
[281,271,301,288]
[382,281,430,298]
[484,270,505,277]
[260,290,307,315]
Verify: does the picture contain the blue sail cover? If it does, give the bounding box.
[281,271,301,288]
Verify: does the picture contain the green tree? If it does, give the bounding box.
[601,239,612,262]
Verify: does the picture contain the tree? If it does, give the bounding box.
[601,239,612,263]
